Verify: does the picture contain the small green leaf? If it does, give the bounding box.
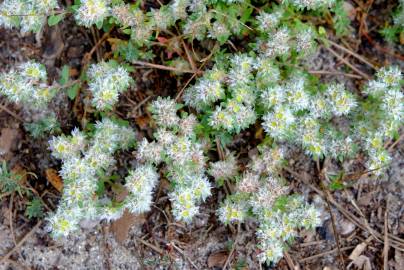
[123,28,132,35]
[96,20,104,29]
[329,180,345,191]
[59,65,70,85]
[25,198,44,219]
[67,83,80,100]
[48,14,64,26]
[318,26,327,37]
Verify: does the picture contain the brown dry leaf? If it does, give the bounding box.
[45,168,63,192]
[111,209,145,243]
[349,242,368,261]
[0,128,20,160]
[207,251,228,268]
[135,115,151,130]
[255,127,263,140]
[11,164,27,184]
[347,255,371,270]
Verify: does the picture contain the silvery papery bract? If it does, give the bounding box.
[47,118,135,238]
[284,0,336,10]
[0,0,58,33]
[0,61,57,109]
[137,97,211,223]
[217,146,322,264]
[75,0,111,27]
[87,61,132,110]
[359,66,403,176]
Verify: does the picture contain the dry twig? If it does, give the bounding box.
[323,46,371,79]
[383,197,390,270]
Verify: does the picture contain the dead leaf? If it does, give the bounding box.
[111,209,145,243]
[45,168,63,192]
[135,115,151,130]
[347,255,371,270]
[0,128,20,160]
[255,127,263,140]
[207,251,228,268]
[338,218,356,236]
[349,242,368,261]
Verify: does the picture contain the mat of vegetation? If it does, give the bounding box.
[0,0,403,269]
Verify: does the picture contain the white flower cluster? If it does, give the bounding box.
[261,23,317,59]
[137,97,211,223]
[184,54,257,133]
[87,61,132,110]
[87,0,252,45]
[0,0,58,33]
[360,66,403,175]
[0,61,57,109]
[208,153,239,182]
[47,118,135,237]
[283,0,336,10]
[124,164,159,214]
[75,0,111,27]
[262,75,357,158]
[256,196,321,264]
[217,146,321,264]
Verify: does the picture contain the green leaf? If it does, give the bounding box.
[123,28,132,35]
[25,198,44,219]
[96,20,104,29]
[329,180,345,191]
[67,83,80,100]
[48,14,64,26]
[59,65,70,85]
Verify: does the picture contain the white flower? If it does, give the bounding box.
[237,172,260,193]
[179,114,198,137]
[112,4,137,27]
[149,97,180,127]
[154,128,176,146]
[170,188,199,223]
[285,0,336,10]
[260,85,286,109]
[209,153,239,181]
[170,0,190,20]
[87,61,132,110]
[257,239,285,264]
[286,77,310,111]
[382,90,403,121]
[262,106,296,140]
[265,27,290,57]
[366,150,391,176]
[125,165,159,213]
[0,0,58,33]
[47,211,80,238]
[377,66,402,88]
[75,0,110,27]
[218,198,248,224]
[191,176,211,202]
[325,84,357,116]
[136,138,164,165]
[295,28,316,55]
[310,94,331,118]
[257,11,283,31]
[364,80,388,97]
[0,61,57,108]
